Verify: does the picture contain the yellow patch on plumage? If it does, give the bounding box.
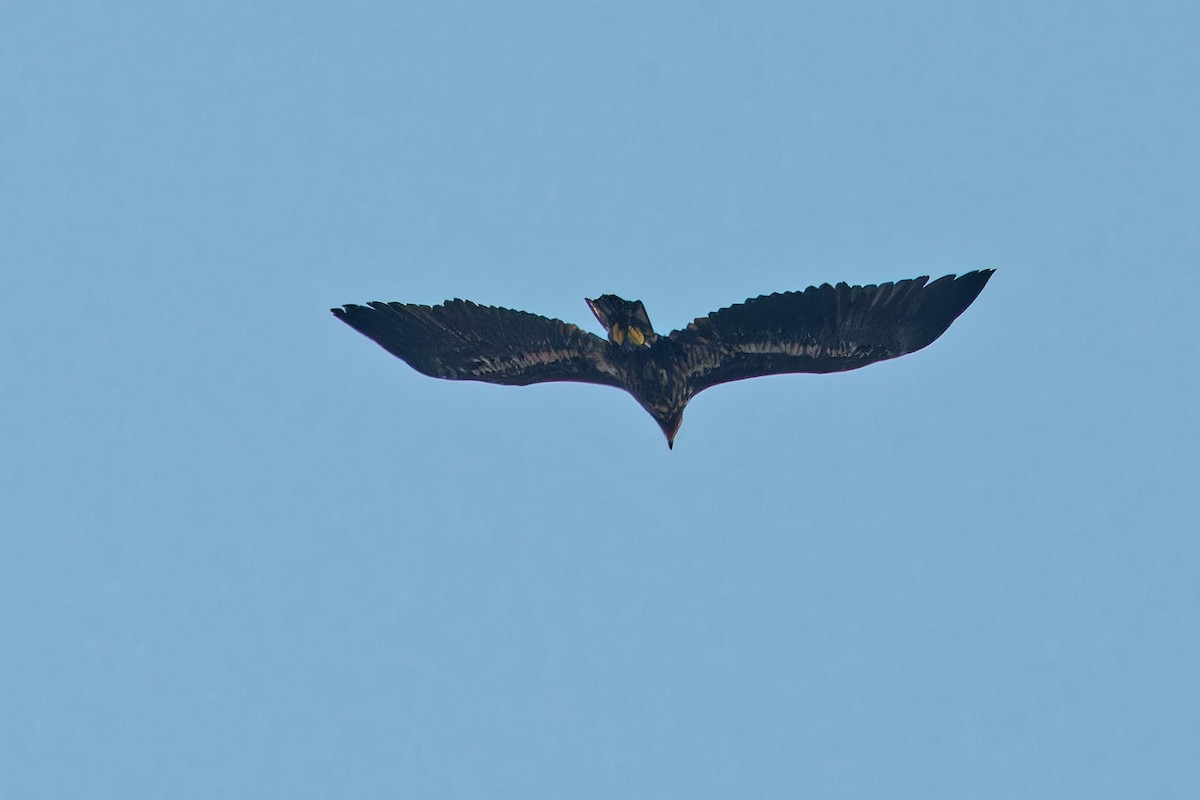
[627,326,646,347]
[610,324,625,345]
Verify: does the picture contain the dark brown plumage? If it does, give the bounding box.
[333,270,993,447]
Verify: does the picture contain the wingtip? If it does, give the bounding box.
[966,268,996,290]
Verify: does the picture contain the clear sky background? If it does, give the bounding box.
[3,1,1198,797]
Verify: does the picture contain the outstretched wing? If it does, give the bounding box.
[668,270,993,394]
[333,300,623,388]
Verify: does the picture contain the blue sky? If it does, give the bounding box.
[3,1,1198,797]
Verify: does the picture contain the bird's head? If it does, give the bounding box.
[656,408,684,449]
[585,295,658,349]
[637,403,685,449]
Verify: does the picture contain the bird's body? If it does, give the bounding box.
[333,270,993,447]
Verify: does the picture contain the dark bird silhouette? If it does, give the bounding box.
[333,270,993,448]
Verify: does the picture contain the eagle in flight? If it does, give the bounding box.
[333,270,993,448]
